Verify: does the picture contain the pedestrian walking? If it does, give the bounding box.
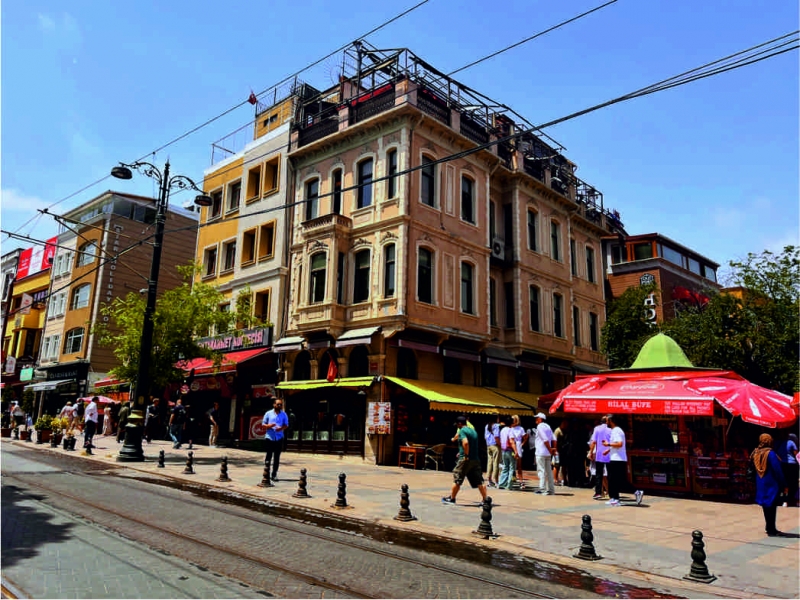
[144,397,161,443]
[169,398,187,449]
[11,402,25,428]
[116,401,131,443]
[752,433,788,536]
[208,401,220,447]
[83,397,99,449]
[553,420,568,486]
[533,413,556,495]
[441,415,487,505]
[510,415,528,489]
[775,432,799,508]
[498,417,517,490]
[262,396,289,481]
[589,416,611,500]
[601,415,632,506]
[484,415,501,487]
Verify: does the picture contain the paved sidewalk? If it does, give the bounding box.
[7,437,800,599]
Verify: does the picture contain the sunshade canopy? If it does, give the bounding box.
[386,377,537,416]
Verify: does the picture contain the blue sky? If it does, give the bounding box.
[2,0,797,283]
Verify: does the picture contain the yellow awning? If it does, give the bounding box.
[386,377,536,416]
[276,376,376,391]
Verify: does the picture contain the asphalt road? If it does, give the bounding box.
[1,445,680,599]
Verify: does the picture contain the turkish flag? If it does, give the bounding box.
[326,357,339,383]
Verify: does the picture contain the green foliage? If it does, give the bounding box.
[21,389,34,415]
[92,262,235,396]
[34,414,54,430]
[601,283,660,369]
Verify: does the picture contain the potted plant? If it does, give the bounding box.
[34,415,54,444]
[50,417,66,445]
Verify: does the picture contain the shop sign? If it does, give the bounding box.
[252,384,276,399]
[16,236,57,280]
[20,367,34,382]
[248,416,268,440]
[643,292,657,326]
[197,327,273,352]
[564,398,714,416]
[4,356,16,374]
[639,273,655,286]
[367,401,391,434]
[45,362,89,381]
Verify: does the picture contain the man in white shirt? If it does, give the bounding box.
[83,397,99,451]
[601,414,627,506]
[533,413,556,495]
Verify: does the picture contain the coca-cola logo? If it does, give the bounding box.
[619,382,665,393]
[250,417,268,439]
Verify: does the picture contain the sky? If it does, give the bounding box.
[2,0,798,284]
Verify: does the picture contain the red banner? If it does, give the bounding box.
[564,398,714,416]
[16,237,57,280]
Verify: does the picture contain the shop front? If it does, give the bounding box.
[175,327,277,447]
[546,334,797,501]
[25,360,90,418]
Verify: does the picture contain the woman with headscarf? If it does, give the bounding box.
[751,433,786,536]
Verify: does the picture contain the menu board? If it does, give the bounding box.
[367,401,392,434]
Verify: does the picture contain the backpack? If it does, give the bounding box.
[174,407,186,425]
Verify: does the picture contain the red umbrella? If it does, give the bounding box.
[684,376,795,428]
[77,396,119,406]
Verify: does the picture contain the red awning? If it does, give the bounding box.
[93,377,127,388]
[549,370,796,428]
[178,348,269,375]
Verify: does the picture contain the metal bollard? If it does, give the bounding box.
[474,496,496,539]
[158,449,165,468]
[217,456,231,482]
[332,473,348,508]
[257,461,273,487]
[394,483,417,522]
[683,530,717,583]
[50,435,58,448]
[12,428,18,441]
[62,435,69,450]
[573,515,602,560]
[292,468,311,498]
[182,450,195,474]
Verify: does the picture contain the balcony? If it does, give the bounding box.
[460,115,489,145]
[350,84,396,125]
[416,88,450,125]
[301,213,353,233]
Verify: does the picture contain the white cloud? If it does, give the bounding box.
[36,12,81,46]
[1,189,51,214]
[37,13,56,32]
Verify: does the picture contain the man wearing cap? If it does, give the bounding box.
[442,415,487,505]
[533,412,556,495]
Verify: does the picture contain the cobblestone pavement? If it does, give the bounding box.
[4,437,799,598]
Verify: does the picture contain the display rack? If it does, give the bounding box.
[630,451,690,492]
[691,455,730,496]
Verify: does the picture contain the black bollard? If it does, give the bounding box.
[62,435,69,450]
[292,468,311,498]
[683,530,717,583]
[573,515,603,560]
[36,431,44,444]
[12,428,18,441]
[332,473,348,508]
[257,460,273,488]
[158,449,165,468]
[474,496,496,539]
[182,450,195,474]
[394,483,417,522]
[50,434,58,448]
[217,456,231,482]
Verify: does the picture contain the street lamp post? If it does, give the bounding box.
[111,160,211,462]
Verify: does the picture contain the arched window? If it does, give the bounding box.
[71,283,91,310]
[317,349,338,381]
[76,241,97,267]
[348,345,369,377]
[331,169,342,214]
[305,178,319,221]
[460,261,474,314]
[443,356,461,384]
[353,249,371,303]
[420,155,436,207]
[309,252,327,304]
[292,351,311,381]
[386,149,398,199]
[527,209,538,251]
[418,247,433,304]
[553,293,564,338]
[529,285,541,332]
[383,244,396,298]
[64,327,85,354]
[550,220,561,262]
[396,347,417,379]
[357,158,373,208]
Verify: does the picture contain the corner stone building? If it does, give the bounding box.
[275,44,626,464]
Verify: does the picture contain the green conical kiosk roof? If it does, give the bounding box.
[630,333,695,369]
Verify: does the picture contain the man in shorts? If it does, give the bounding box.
[442,416,488,505]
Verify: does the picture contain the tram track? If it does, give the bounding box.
[5,465,567,599]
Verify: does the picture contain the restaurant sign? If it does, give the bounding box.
[564,398,714,416]
[196,327,273,352]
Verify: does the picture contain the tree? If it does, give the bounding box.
[93,263,247,395]
[601,283,660,369]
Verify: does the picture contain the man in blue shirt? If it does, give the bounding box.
[262,397,289,481]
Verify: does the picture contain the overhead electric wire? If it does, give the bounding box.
[4,0,433,240]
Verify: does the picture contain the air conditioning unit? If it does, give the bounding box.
[491,238,505,260]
